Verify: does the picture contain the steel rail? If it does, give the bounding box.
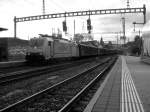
[58,58,115,112]
[0,58,111,112]
[0,58,96,85]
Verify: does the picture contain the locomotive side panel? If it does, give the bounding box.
[71,43,79,57]
[43,40,51,60]
[53,40,72,58]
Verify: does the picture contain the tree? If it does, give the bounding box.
[134,35,142,48]
[127,35,142,55]
[134,35,142,55]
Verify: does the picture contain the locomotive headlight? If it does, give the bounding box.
[39,52,43,55]
[26,52,30,55]
[34,46,37,49]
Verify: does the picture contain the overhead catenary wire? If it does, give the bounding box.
[50,0,66,12]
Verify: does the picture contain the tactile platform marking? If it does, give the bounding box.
[121,56,144,112]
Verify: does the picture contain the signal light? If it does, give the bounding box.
[87,18,92,32]
[63,21,67,32]
[87,19,91,25]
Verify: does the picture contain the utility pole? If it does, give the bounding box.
[133,22,136,32]
[43,0,45,15]
[139,30,141,37]
[122,17,126,45]
[116,33,119,48]
[127,0,130,8]
[14,16,17,39]
[82,22,84,33]
[74,20,75,37]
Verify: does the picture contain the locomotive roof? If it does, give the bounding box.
[31,36,75,44]
[31,37,53,41]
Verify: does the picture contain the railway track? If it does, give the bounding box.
[0,58,97,75]
[0,56,117,112]
[0,61,25,69]
[0,57,102,85]
[0,65,34,75]
[59,58,116,112]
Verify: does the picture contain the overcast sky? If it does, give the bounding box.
[0,0,150,42]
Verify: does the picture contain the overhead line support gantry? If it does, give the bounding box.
[14,4,146,38]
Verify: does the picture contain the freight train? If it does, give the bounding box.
[25,35,118,62]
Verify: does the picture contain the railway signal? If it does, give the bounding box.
[62,20,67,33]
[87,18,92,34]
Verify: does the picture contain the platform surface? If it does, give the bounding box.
[125,56,150,112]
[84,56,150,112]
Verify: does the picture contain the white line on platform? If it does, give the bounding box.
[126,73,132,112]
[122,63,124,112]
[121,56,144,112]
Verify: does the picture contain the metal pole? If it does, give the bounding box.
[127,0,130,8]
[133,22,136,32]
[117,33,118,48]
[65,12,67,34]
[139,30,141,37]
[74,20,75,37]
[43,0,45,15]
[122,17,126,45]
[143,4,146,24]
[14,16,17,38]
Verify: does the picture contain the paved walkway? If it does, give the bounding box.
[121,56,144,112]
[84,56,150,112]
[125,56,150,112]
[84,56,122,112]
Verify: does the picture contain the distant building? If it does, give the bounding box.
[0,38,28,61]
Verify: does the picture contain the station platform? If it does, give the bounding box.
[84,56,150,112]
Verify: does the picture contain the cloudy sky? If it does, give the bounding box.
[0,0,150,42]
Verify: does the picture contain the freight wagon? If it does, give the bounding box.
[78,44,98,57]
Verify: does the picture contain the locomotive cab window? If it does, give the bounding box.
[48,41,51,46]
